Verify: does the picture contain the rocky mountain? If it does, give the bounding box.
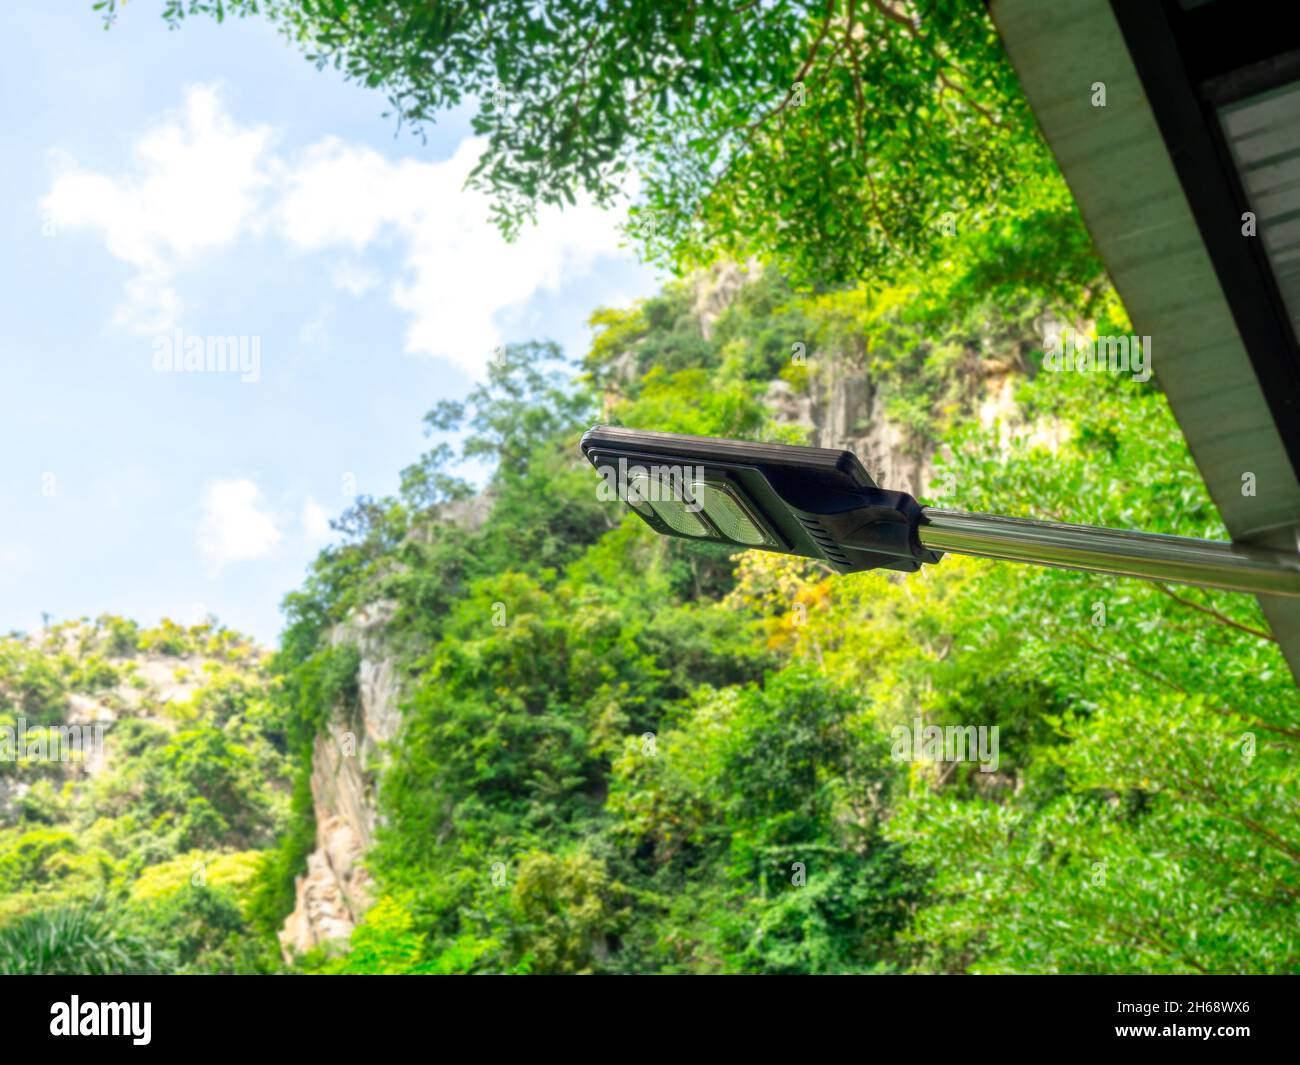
[0,617,288,972]
[279,602,403,955]
[277,264,1054,954]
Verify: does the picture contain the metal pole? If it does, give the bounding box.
[918,508,1300,599]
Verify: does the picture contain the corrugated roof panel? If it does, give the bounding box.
[1221,81,1300,339]
[992,0,1300,681]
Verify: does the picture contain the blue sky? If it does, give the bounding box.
[0,4,661,645]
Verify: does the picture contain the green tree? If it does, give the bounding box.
[106,0,1100,301]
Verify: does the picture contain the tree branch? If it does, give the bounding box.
[1153,583,1276,643]
[1069,632,1300,741]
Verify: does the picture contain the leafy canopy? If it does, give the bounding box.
[103,0,1096,300]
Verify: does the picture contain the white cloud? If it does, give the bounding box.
[302,499,333,543]
[42,84,633,373]
[198,479,281,568]
[330,261,380,296]
[48,86,637,374]
[42,84,274,332]
[115,272,183,335]
[276,135,626,372]
[298,314,331,348]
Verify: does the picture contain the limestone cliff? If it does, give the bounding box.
[277,267,1053,953]
[0,621,265,821]
[279,601,404,956]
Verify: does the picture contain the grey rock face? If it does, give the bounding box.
[279,600,404,957]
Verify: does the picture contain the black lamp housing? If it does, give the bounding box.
[580,425,941,574]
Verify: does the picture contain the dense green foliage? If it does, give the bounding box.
[0,619,289,972]
[42,0,1295,976]
[8,275,1295,973]
[262,269,1296,974]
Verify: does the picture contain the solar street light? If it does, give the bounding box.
[581,426,1300,599]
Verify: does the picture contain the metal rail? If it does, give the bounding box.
[918,508,1300,599]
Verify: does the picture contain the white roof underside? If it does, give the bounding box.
[992,0,1300,681]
